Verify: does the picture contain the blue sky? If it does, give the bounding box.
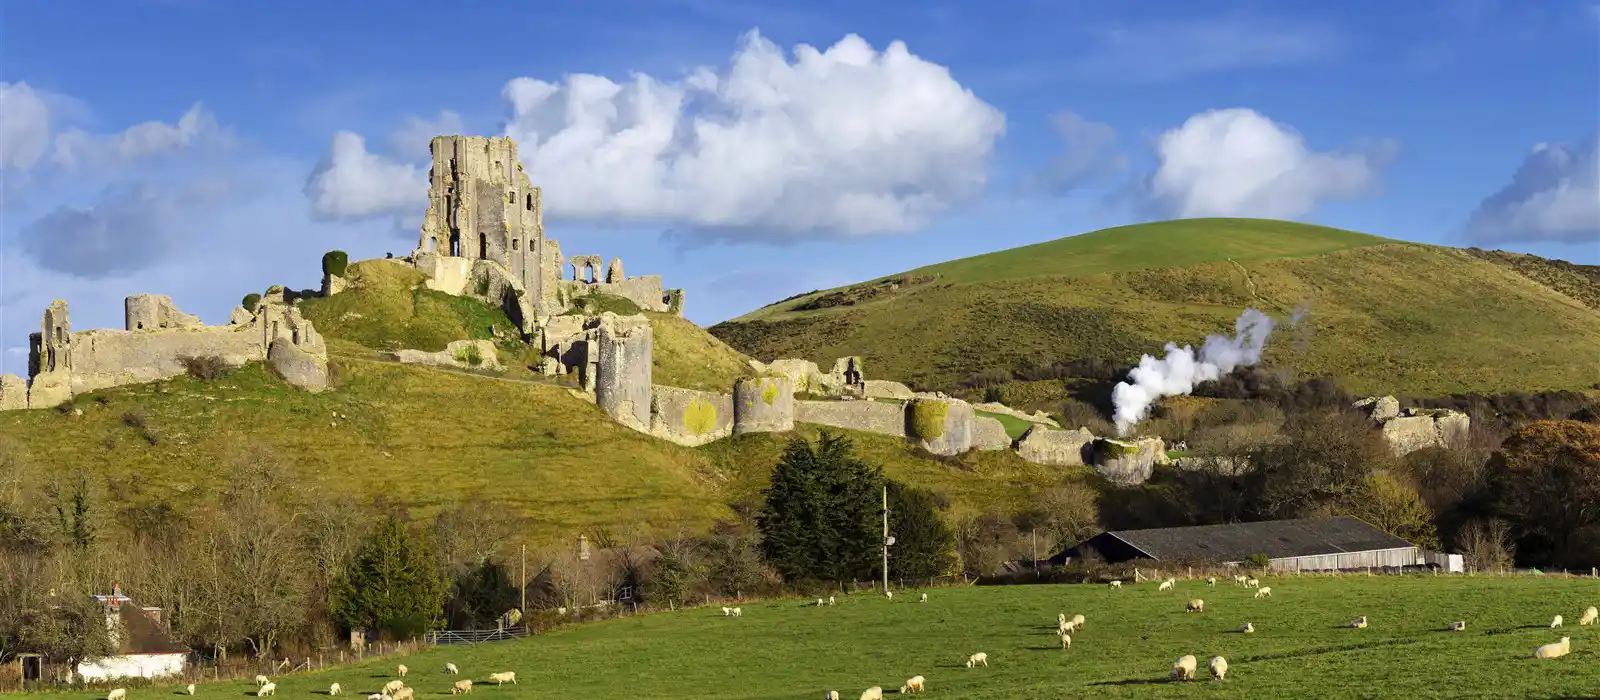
[1,0,1596,374]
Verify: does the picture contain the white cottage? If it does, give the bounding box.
[75,584,189,683]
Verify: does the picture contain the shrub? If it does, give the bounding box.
[121,409,148,429]
[322,250,350,277]
[452,344,484,367]
[179,355,230,380]
[983,386,1005,404]
[1244,553,1271,570]
[909,400,949,440]
[242,293,262,312]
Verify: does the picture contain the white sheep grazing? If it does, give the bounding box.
[1234,574,1248,585]
[885,590,893,599]
[107,689,127,700]
[828,596,836,606]
[1158,578,1175,591]
[1171,655,1198,681]
[391,688,413,700]
[1245,578,1260,588]
[445,662,459,675]
[1254,586,1273,599]
[1550,614,1563,629]
[824,692,840,700]
[1071,613,1085,628]
[488,672,517,686]
[966,651,989,668]
[732,607,743,617]
[382,681,405,695]
[1447,621,1466,632]
[1059,620,1075,635]
[397,664,408,678]
[1209,656,1229,680]
[1109,580,1122,589]
[1186,599,1205,612]
[859,687,883,700]
[1060,632,1072,649]
[257,683,276,698]
[1351,616,1368,629]
[255,676,270,687]
[920,592,928,603]
[817,598,825,607]
[1239,622,1255,634]
[1206,577,1217,587]
[450,680,472,695]
[900,675,925,694]
[367,695,386,700]
[721,606,731,616]
[330,683,342,696]
[1533,637,1571,659]
[1058,612,1067,626]
[1581,606,1599,626]
[186,684,196,696]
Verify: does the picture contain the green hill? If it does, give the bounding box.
[712,218,1600,399]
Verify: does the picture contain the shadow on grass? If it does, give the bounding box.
[1087,677,1178,687]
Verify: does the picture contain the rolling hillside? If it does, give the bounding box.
[711,218,1600,399]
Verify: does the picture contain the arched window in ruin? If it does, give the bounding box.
[526,193,533,211]
[450,232,462,257]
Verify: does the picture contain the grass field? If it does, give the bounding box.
[712,219,1600,398]
[31,576,1600,699]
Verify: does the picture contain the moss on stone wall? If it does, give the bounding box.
[683,398,718,436]
[909,399,949,440]
[761,381,779,406]
[1096,438,1139,458]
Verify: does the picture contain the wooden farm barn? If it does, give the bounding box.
[1053,517,1422,572]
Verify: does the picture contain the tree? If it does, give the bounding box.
[1341,472,1440,550]
[446,560,518,630]
[1250,410,1392,518]
[333,511,450,639]
[1488,420,1600,567]
[704,528,769,597]
[756,433,883,583]
[643,546,698,608]
[884,481,957,581]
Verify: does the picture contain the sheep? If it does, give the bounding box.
[1060,632,1072,649]
[732,607,743,617]
[1550,614,1563,629]
[1533,637,1571,659]
[1581,606,1599,626]
[1254,586,1273,599]
[445,662,459,675]
[859,687,883,700]
[900,675,925,694]
[382,681,405,695]
[1206,577,1217,587]
[1245,578,1260,588]
[257,683,276,698]
[920,592,928,603]
[1233,574,1248,585]
[255,676,270,687]
[1447,620,1466,632]
[391,688,413,700]
[107,689,127,700]
[1058,612,1067,626]
[330,683,342,696]
[488,672,517,686]
[186,684,196,696]
[721,606,731,616]
[1351,616,1368,629]
[817,598,825,607]
[1071,613,1085,628]
[450,680,473,695]
[1109,580,1122,589]
[1171,655,1198,681]
[824,692,840,700]
[1209,656,1229,681]
[885,590,894,600]
[1158,578,1175,591]
[367,695,386,700]
[828,596,836,606]
[966,651,989,668]
[397,665,408,679]
[1059,620,1076,635]
[1239,622,1255,634]
[1186,599,1205,613]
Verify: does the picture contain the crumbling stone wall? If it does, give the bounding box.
[733,376,795,434]
[651,385,734,446]
[908,396,973,456]
[1355,395,1471,456]
[125,294,201,331]
[1017,426,1095,466]
[1091,437,1166,485]
[560,273,672,313]
[863,380,915,400]
[594,313,653,430]
[971,416,1011,451]
[750,356,865,397]
[795,399,906,437]
[393,340,502,372]
[973,402,1061,429]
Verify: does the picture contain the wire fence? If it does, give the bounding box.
[423,628,529,646]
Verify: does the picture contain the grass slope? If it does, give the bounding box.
[713,219,1600,397]
[42,577,1600,699]
[299,261,518,353]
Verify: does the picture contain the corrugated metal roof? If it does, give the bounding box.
[1104,517,1414,563]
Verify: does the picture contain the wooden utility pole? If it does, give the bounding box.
[881,484,889,595]
[519,543,527,616]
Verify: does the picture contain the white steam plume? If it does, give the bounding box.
[1111,308,1277,435]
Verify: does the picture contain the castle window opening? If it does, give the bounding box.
[508,190,516,204]
[478,234,488,259]
[512,239,519,251]
[450,232,462,257]
[526,193,533,211]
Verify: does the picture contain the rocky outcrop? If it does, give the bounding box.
[1354,396,1471,456]
[393,339,503,372]
[971,416,1012,451]
[1017,426,1095,466]
[1091,437,1165,485]
[268,338,329,392]
[734,376,795,435]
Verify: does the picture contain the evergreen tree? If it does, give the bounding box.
[884,480,958,581]
[757,432,883,583]
[446,560,518,630]
[332,513,450,639]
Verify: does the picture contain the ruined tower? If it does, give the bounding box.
[417,136,559,315]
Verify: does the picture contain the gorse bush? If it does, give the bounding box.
[322,250,350,277]
[242,293,261,312]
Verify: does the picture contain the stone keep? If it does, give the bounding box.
[125,294,201,331]
[594,313,653,429]
[733,376,795,434]
[415,135,560,316]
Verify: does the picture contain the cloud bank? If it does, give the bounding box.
[1464,134,1599,244]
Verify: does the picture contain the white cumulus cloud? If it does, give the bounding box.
[1145,108,1392,219]
[304,131,428,221]
[390,110,465,160]
[307,30,1005,242]
[0,82,52,172]
[51,102,229,172]
[1464,135,1599,243]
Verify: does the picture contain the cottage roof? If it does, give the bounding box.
[1080,517,1414,563]
[109,599,189,655]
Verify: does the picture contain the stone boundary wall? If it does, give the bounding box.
[651,385,734,446]
[733,376,795,434]
[795,399,906,438]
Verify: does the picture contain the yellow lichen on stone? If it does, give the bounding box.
[761,381,779,406]
[684,397,718,436]
[909,399,949,440]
